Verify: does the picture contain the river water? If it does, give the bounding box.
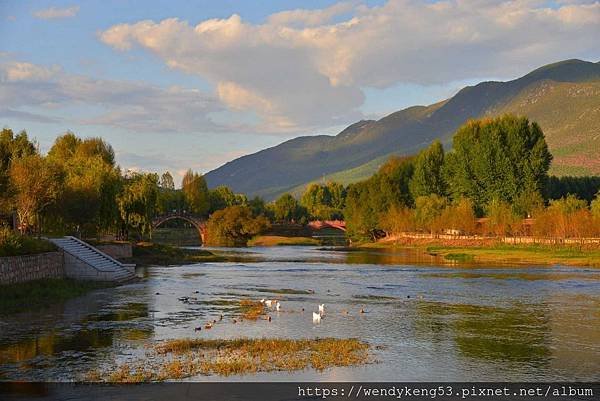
[1,246,599,381]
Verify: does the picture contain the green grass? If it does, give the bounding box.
[124,242,224,267]
[0,234,56,257]
[426,243,600,267]
[248,235,320,247]
[444,253,475,262]
[0,279,112,315]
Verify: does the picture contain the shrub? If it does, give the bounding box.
[0,227,56,257]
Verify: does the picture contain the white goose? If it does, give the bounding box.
[265,300,273,308]
[318,304,325,315]
[275,301,281,311]
[312,312,322,323]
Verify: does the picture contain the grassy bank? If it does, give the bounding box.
[0,278,112,315]
[0,232,56,257]
[124,242,224,267]
[427,244,600,267]
[363,238,600,267]
[248,235,320,247]
[86,337,370,381]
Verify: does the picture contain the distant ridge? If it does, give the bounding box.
[205,59,600,199]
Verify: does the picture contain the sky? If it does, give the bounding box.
[0,0,599,186]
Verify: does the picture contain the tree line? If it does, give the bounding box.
[269,115,600,242]
[3,114,600,247]
[0,129,266,243]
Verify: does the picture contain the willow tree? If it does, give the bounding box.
[117,172,159,239]
[46,133,122,236]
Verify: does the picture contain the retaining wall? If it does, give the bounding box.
[96,243,133,259]
[0,252,64,285]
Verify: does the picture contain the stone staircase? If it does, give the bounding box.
[49,236,136,283]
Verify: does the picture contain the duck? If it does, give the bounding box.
[318,304,325,315]
[360,308,366,314]
[194,326,202,332]
[268,316,272,322]
[312,312,322,323]
[219,314,223,321]
[232,318,237,324]
[204,322,213,329]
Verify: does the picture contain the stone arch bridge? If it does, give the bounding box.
[152,213,207,244]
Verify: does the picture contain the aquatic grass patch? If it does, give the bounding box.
[86,338,370,381]
[238,300,265,320]
[444,253,474,262]
[248,235,320,247]
[0,279,112,315]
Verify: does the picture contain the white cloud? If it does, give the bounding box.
[2,62,60,81]
[0,61,224,133]
[99,0,600,133]
[33,6,79,20]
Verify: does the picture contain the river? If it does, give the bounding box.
[1,246,599,381]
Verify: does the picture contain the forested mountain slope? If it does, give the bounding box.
[205,59,600,199]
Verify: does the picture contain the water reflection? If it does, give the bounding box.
[1,246,599,381]
[414,301,551,364]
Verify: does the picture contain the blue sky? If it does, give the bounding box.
[1,0,598,185]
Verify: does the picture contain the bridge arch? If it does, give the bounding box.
[152,214,207,244]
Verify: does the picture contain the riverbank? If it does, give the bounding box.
[0,278,113,315]
[363,237,600,267]
[248,235,320,247]
[124,242,225,267]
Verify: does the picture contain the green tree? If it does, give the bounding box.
[0,128,37,213]
[344,156,414,240]
[592,192,600,219]
[248,196,268,217]
[9,155,61,233]
[46,133,122,236]
[205,205,270,246]
[444,115,552,211]
[327,182,346,210]
[271,193,306,223]
[159,171,175,190]
[117,172,159,239]
[414,194,447,234]
[182,169,210,216]
[409,140,447,199]
[209,186,238,212]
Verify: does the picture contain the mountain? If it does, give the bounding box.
[205,59,600,199]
